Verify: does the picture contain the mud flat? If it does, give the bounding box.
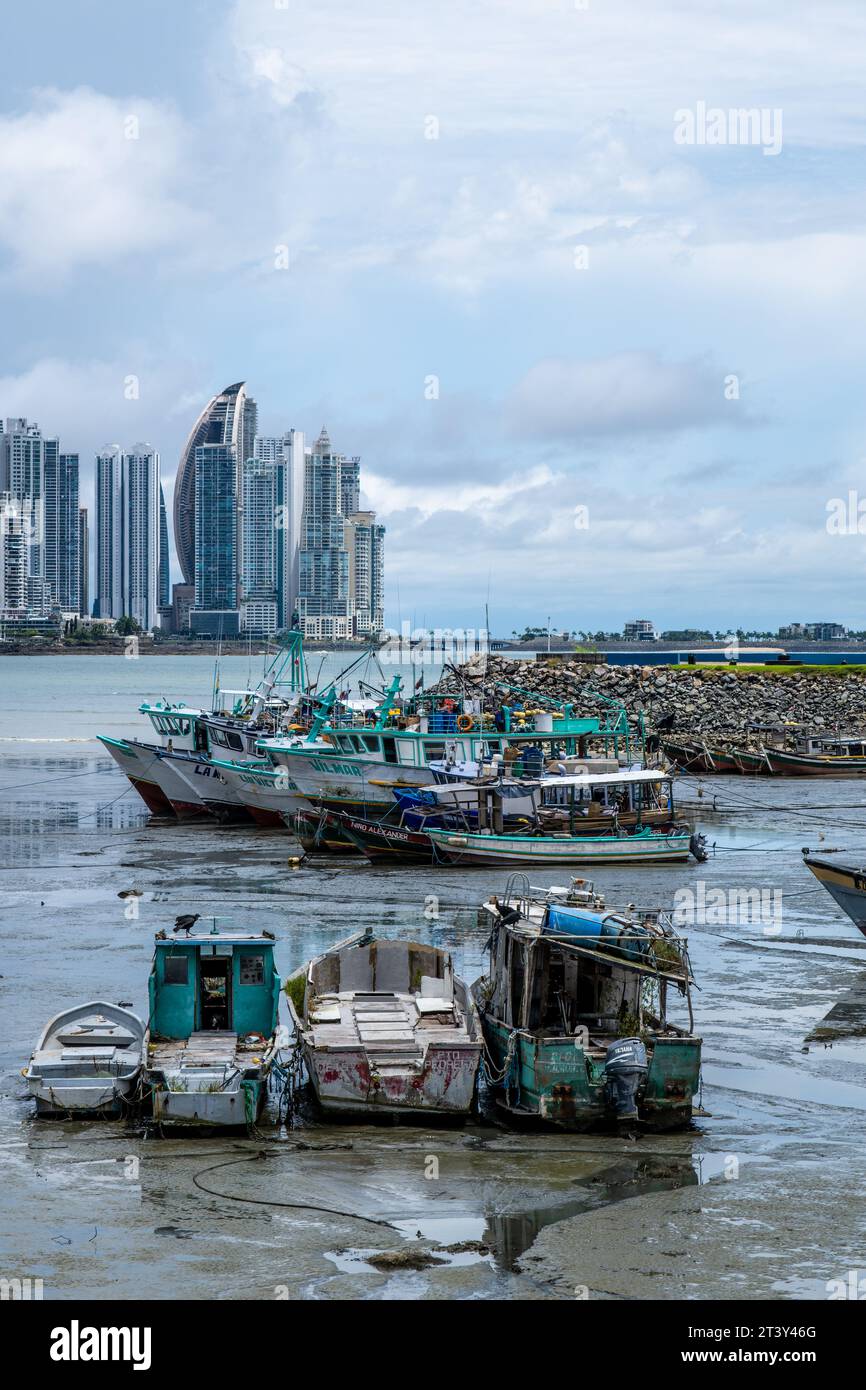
[518,1143,865,1301]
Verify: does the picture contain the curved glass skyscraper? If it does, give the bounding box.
[173,382,257,584]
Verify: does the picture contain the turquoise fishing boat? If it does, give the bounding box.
[474,877,701,1130]
[144,917,288,1130]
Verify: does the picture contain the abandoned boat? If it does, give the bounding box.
[286,932,482,1118]
[803,850,866,937]
[24,1003,146,1116]
[474,876,701,1130]
[145,919,288,1129]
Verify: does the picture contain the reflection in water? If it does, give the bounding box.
[487,1157,699,1271]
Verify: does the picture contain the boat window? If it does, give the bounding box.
[177,719,190,736]
[239,954,264,985]
[164,955,188,985]
[362,735,379,753]
[424,741,447,759]
[225,732,244,752]
[382,738,398,764]
[210,729,227,747]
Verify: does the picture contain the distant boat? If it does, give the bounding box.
[474,877,701,1131]
[802,851,866,936]
[24,1003,146,1116]
[286,932,482,1119]
[665,733,866,777]
[145,920,288,1130]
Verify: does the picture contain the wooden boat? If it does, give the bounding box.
[24,1003,146,1116]
[287,932,482,1118]
[764,736,866,776]
[289,807,362,854]
[474,877,701,1131]
[665,731,866,777]
[419,771,703,865]
[802,851,866,936]
[144,919,288,1130]
[319,807,440,862]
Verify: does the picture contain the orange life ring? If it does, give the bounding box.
[457,714,475,732]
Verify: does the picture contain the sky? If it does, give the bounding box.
[2,0,866,634]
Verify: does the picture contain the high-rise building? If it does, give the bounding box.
[191,442,239,635]
[122,445,160,632]
[297,428,383,639]
[94,444,160,630]
[239,429,305,635]
[344,511,385,636]
[94,446,122,619]
[1,418,48,590]
[174,382,256,586]
[0,493,29,611]
[158,483,170,609]
[297,428,355,640]
[44,451,80,612]
[78,508,89,617]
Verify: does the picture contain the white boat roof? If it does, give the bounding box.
[428,769,673,797]
[154,929,275,946]
[538,769,674,788]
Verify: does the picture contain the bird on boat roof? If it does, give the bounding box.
[172,913,201,936]
[262,929,275,940]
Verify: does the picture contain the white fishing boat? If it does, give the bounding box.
[287,933,482,1118]
[98,631,313,820]
[24,1003,146,1116]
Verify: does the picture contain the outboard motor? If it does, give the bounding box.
[604,1036,648,1121]
[689,832,709,863]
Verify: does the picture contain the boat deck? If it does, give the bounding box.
[306,990,470,1072]
[148,1031,263,1073]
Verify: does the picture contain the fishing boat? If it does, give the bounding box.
[144,918,288,1130]
[286,932,482,1118]
[665,730,866,777]
[24,1003,146,1116]
[261,673,644,818]
[98,631,314,820]
[763,735,866,776]
[802,850,866,936]
[423,771,705,866]
[474,876,701,1130]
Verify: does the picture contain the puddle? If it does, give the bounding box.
[704,1050,866,1111]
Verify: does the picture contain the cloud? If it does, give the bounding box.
[0,87,199,279]
[507,352,744,439]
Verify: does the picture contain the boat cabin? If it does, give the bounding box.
[148,926,281,1042]
[794,733,866,757]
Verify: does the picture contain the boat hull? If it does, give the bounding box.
[480,1015,700,1131]
[215,761,307,827]
[426,828,692,865]
[27,1077,137,1116]
[803,854,866,936]
[765,751,866,776]
[149,1077,267,1129]
[155,752,254,822]
[98,736,175,815]
[323,809,435,862]
[303,1043,481,1117]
